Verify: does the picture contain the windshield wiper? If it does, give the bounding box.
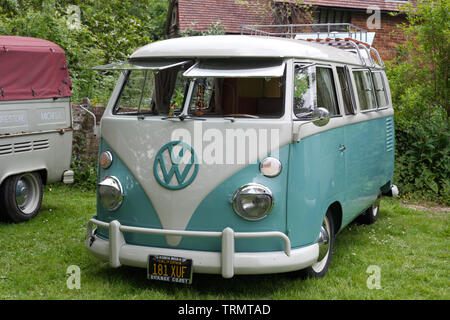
[137,112,156,120]
[224,117,235,122]
[161,114,206,121]
[179,114,206,121]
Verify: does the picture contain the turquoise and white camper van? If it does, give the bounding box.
[86,24,396,282]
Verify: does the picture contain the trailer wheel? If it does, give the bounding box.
[0,172,43,223]
[301,209,335,278]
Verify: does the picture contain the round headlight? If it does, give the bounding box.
[232,183,273,221]
[259,157,282,177]
[100,151,113,169]
[98,176,123,211]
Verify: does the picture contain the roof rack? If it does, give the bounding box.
[240,23,384,69]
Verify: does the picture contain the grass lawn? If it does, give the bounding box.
[0,184,448,300]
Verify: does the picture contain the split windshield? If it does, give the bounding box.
[113,60,286,118]
[114,67,188,116]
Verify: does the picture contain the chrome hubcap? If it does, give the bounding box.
[312,216,331,273]
[14,174,39,215]
[373,206,379,217]
[373,195,381,217]
[15,179,29,208]
[317,225,330,261]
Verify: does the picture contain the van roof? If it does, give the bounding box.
[130,35,364,66]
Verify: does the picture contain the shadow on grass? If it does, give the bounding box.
[86,262,310,299]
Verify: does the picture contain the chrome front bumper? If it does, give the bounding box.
[86,218,319,278]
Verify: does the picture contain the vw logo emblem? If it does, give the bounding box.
[153,141,199,190]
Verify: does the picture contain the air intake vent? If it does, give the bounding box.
[0,143,13,155]
[33,139,50,150]
[14,141,32,153]
[386,117,394,152]
[0,139,50,156]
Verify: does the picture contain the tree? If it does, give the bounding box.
[390,0,449,118]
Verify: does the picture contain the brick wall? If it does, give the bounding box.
[175,0,409,62]
[351,11,407,61]
[72,104,106,163]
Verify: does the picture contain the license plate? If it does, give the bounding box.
[147,255,193,284]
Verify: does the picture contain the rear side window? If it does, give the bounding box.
[336,67,355,115]
[353,70,377,111]
[372,72,388,108]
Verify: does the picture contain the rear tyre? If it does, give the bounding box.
[302,210,335,278]
[357,192,381,225]
[0,172,43,223]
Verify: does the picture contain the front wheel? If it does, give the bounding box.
[0,172,43,223]
[302,210,335,278]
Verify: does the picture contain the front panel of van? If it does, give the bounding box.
[95,118,293,252]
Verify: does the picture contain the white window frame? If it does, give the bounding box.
[352,68,378,113]
[334,65,357,116]
[292,62,342,119]
[371,70,389,110]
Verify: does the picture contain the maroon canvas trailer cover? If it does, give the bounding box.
[0,36,72,101]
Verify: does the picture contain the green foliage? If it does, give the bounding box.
[387,0,450,204]
[393,112,450,204]
[71,131,98,191]
[180,20,226,37]
[70,152,98,191]
[234,0,313,25]
[0,0,169,105]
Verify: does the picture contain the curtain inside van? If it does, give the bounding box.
[153,67,180,114]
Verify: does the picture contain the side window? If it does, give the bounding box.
[189,77,215,115]
[293,65,316,116]
[336,66,355,115]
[114,68,189,116]
[372,72,388,109]
[116,70,155,114]
[353,70,377,111]
[316,67,340,116]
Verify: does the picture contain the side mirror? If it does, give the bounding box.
[311,107,330,127]
[293,107,331,143]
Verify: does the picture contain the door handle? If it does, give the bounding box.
[339,145,346,152]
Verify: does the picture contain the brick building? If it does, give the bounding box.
[165,0,414,61]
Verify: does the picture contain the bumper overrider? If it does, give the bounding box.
[86,218,319,278]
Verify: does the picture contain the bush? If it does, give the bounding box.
[393,110,449,204]
[387,0,449,204]
[70,124,98,190]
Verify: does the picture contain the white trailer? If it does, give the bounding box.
[0,36,73,222]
